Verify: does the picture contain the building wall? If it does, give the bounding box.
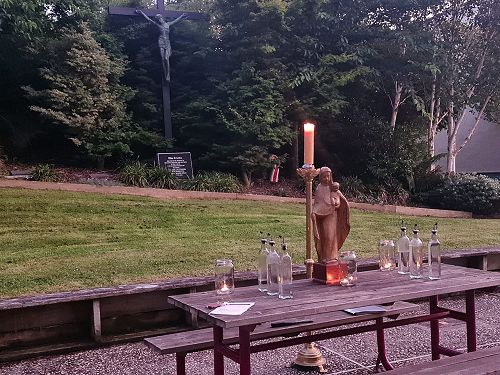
[434,110,500,176]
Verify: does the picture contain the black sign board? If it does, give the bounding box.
[157,152,193,179]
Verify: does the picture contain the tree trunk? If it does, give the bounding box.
[427,82,436,156]
[456,95,491,155]
[290,121,299,171]
[241,168,251,187]
[447,99,456,174]
[390,81,403,131]
[97,158,105,170]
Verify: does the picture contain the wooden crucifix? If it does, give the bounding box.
[108,1,209,139]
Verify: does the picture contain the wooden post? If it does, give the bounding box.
[91,299,102,342]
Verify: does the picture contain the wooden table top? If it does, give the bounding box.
[168,264,500,328]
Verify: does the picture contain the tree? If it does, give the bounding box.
[174,0,295,185]
[0,0,111,160]
[24,22,134,167]
[427,0,500,173]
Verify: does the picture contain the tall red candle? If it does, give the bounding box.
[303,123,315,165]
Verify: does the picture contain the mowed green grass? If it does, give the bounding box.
[0,187,499,298]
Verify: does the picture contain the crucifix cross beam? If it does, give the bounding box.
[108,3,209,21]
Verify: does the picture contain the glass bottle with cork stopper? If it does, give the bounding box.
[278,236,293,299]
[409,224,424,279]
[428,223,441,280]
[266,237,280,296]
[396,221,410,274]
[257,232,269,292]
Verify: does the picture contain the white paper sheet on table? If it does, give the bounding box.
[209,302,255,316]
[344,305,387,315]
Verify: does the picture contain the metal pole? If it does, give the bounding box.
[297,167,319,279]
[305,178,314,278]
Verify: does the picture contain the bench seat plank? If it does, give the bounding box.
[389,346,500,374]
[145,301,417,354]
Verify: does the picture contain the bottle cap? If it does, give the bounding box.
[400,220,407,231]
[279,235,287,251]
[260,231,267,244]
[431,223,438,234]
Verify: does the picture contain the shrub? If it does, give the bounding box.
[147,166,178,189]
[339,176,368,202]
[415,173,500,215]
[413,170,446,194]
[187,171,242,193]
[30,164,59,182]
[119,161,149,187]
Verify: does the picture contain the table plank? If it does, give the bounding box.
[168,265,500,328]
[389,346,500,374]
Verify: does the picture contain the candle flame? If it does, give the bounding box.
[304,123,315,132]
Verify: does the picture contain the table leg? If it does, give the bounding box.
[465,290,477,352]
[239,326,252,375]
[214,326,225,375]
[429,295,440,360]
[375,317,393,371]
[175,353,186,375]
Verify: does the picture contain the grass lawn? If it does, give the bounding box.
[0,187,499,298]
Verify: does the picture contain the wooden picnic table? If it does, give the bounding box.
[168,264,500,375]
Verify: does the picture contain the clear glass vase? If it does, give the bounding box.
[340,251,357,286]
[378,240,396,271]
[214,259,234,295]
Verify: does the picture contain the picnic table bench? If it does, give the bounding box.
[389,345,500,374]
[144,301,418,375]
[166,265,500,375]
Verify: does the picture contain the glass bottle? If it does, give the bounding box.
[257,233,269,292]
[428,223,441,280]
[266,238,280,296]
[396,222,410,274]
[409,225,424,279]
[278,237,293,299]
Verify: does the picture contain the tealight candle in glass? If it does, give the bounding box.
[214,259,234,296]
[340,251,357,286]
[378,240,396,271]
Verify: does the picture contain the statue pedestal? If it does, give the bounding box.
[313,261,347,285]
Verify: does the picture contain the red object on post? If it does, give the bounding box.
[270,165,279,183]
[269,154,280,183]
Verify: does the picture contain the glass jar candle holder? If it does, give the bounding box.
[378,240,396,271]
[340,251,357,286]
[214,259,234,296]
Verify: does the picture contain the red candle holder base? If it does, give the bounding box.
[313,261,347,285]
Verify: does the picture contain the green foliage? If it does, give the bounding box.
[415,174,500,215]
[186,171,242,193]
[119,161,178,189]
[119,163,241,193]
[147,165,178,189]
[30,164,59,182]
[119,161,150,187]
[23,22,134,165]
[339,176,369,202]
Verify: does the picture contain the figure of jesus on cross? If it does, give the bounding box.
[135,10,186,82]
